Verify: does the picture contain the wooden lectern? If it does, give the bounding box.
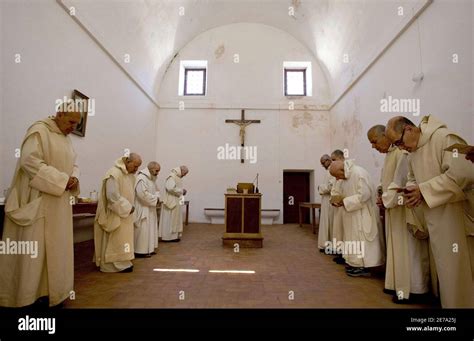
[222,193,263,248]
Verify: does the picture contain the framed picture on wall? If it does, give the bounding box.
[71,89,89,137]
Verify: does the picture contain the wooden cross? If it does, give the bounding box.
[225,109,261,163]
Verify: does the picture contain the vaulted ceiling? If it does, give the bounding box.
[60,0,429,105]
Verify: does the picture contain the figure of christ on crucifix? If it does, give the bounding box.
[225,109,261,163]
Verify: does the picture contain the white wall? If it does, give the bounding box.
[330,0,473,182]
[157,23,331,223]
[0,0,158,197]
[311,0,429,101]
[58,0,430,107]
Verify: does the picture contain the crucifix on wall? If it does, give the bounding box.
[225,109,261,163]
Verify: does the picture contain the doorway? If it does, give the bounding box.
[283,171,310,224]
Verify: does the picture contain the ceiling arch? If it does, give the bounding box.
[60,0,429,106]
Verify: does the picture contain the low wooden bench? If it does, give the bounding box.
[72,201,190,226]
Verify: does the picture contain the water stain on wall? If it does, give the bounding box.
[314,113,329,124]
[342,114,363,139]
[292,112,314,129]
[215,44,225,59]
[289,0,301,20]
[341,97,363,146]
[291,0,301,10]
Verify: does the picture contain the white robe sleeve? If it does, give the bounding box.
[69,163,81,197]
[21,132,69,197]
[343,175,372,212]
[136,180,158,207]
[318,176,333,195]
[331,179,342,197]
[106,177,132,217]
[72,164,80,178]
[418,134,471,208]
[406,155,417,187]
[383,153,409,209]
[165,177,183,197]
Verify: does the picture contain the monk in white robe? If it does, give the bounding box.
[464,187,474,279]
[329,160,385,276]
[94,153,142,273]
[159,166,189,242]
[134,162,160,257]
[329,150,346,264]
[452,140,474,279]
[0,110,81,307]
[386,115,473,308]
[368,125,430,302]
[317,154,334,251]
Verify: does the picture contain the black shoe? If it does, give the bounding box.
[135,253,151,258]
[319,248,325,253]
[163,238,180,243]
[119,266,133,273]
[51,301,65,309]
[31,296,49,310]
[392,296,413,304]
[408,293,437,304]
[345,266,356,273]
[383,288,396,295]
[347,267,370,277]
[333,256,345,265]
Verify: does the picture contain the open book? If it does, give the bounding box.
[330,195,344,204]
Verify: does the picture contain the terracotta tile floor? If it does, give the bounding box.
[66,223,439,308]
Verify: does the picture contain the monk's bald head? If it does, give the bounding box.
[385,116,420,152]
[386,116,412,133]
[367,125,385,138]
[367,124,391,153]
[329,160,346,180]
[53,110,81,136]
[331,149,345,161]
[127,153,141,162]
[180,165,189,177]
[124,153,142,174]
[320,154,332,169]
[148,161,160,177]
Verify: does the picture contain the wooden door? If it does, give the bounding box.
[283,172,310,224]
